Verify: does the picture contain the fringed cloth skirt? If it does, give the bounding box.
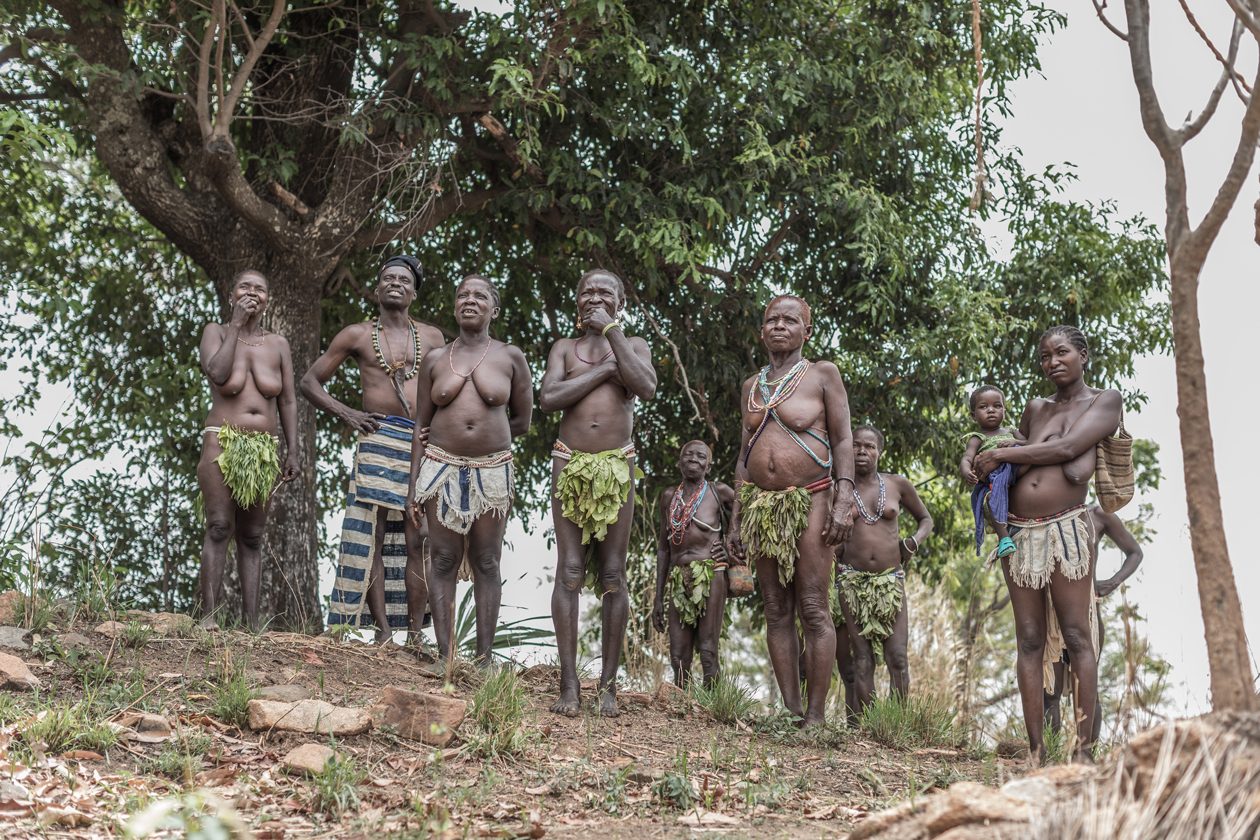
[1002,504,1099,691]
[413,444,514,535]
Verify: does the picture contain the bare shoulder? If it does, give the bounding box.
[660,485,677,508]
[627,334,651,352]
[713,481,736,503]
[887,473,916,495]
[266,331,291,350]
[811,359,844,384]
[414,321,446,349]
[202,322,225,340]
[1092,387,1123,409]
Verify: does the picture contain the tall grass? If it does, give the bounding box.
[468,666,530,758]
[859,693,967,751]
[691,676,758,725]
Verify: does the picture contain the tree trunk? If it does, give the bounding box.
[1169,250,1258,711]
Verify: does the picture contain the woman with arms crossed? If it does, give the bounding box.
[197,270,300,631]
[973,325,1121,763]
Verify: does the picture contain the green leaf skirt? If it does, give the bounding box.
[212,424,280,509]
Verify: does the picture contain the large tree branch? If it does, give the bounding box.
[1189,62,1260,252]
[1123,0,1192,247]
[354,183,506,248]
[47,0,223,272]
[1093,0,1130,41]
[213,0,285,137]
[204,137,300,248]
[1123,0,1174,151]
[476,112,543,179]
[1224,0,1260,40]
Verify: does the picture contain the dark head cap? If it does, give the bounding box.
[380,255,424,290]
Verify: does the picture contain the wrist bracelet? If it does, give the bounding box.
[834,476,855,487]
[903,536,919,554]
[601,321,622,337]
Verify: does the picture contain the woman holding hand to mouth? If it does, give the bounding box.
[972,325,1121,763]
[197,269,300,631]
[408,275,533,663]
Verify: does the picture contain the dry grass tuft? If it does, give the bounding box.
[1032,711,1260,839]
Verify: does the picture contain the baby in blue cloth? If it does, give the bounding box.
[960,385,1024,557]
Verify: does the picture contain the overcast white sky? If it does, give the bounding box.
[4,2,1256,714]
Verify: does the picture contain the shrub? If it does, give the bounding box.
[859,693,967,751]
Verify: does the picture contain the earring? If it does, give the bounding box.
[576,314,584,331]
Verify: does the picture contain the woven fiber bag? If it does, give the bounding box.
[1095,411,1134,513]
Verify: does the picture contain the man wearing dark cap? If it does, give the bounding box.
[301,255,445,643]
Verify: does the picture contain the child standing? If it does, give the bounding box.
[960,385,1024,557]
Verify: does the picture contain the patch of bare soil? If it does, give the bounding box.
[0,613,1024,838]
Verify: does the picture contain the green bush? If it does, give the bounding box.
[859,693,967,751]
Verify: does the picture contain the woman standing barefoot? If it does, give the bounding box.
[974,325,1121,763]
[197,270,300,631]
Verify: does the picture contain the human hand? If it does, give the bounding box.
[415,426,431,448]
[583,305,615,334]
[1095,577,1119,598]
[408,499,425,529]
[823,493,855,546]
[973,449,999,480]
[229,293,261,327]
[281,453,300,483]
[899,536,919,565]
[961,461,979,486]
[995,438,1021,448]
[341,408,385,435]
[709,536,728,564]
[651,600,666,633]
[725,520,746,563]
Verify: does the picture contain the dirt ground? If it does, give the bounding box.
[0,614,1024,838]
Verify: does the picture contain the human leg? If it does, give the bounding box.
[593,486,635,717]
[882,582,910,699]
[550,459,587,716]
[795,498,838,726]
[1049,570,1098,760]
[197,440,234,630]
[667,604,694,688]
[403,516,429,640]
[756,553,803,719]
[835,622,858,724]
[1002,561,1050,763]
[696,570,727,688]
[233,495,269,632]
[837,592,876,712]
[1044,657,1066,733]
[425,510,465,661]
[465,510,510,663]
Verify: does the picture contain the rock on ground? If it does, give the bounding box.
[370,686,467,746]
[0,592,21,625]
[247,698,372,736]
[0,626,30,651]
[255,684,313,703]
[282,743,336,776]
[0,651,40,690]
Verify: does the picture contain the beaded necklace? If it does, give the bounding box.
[852,472,887,524]
[742,360,831,469]
[448,336,493,379]
[372,320,422,379]
[668,481,709,545]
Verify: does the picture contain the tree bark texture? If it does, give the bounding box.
[1169,253,1258,711]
